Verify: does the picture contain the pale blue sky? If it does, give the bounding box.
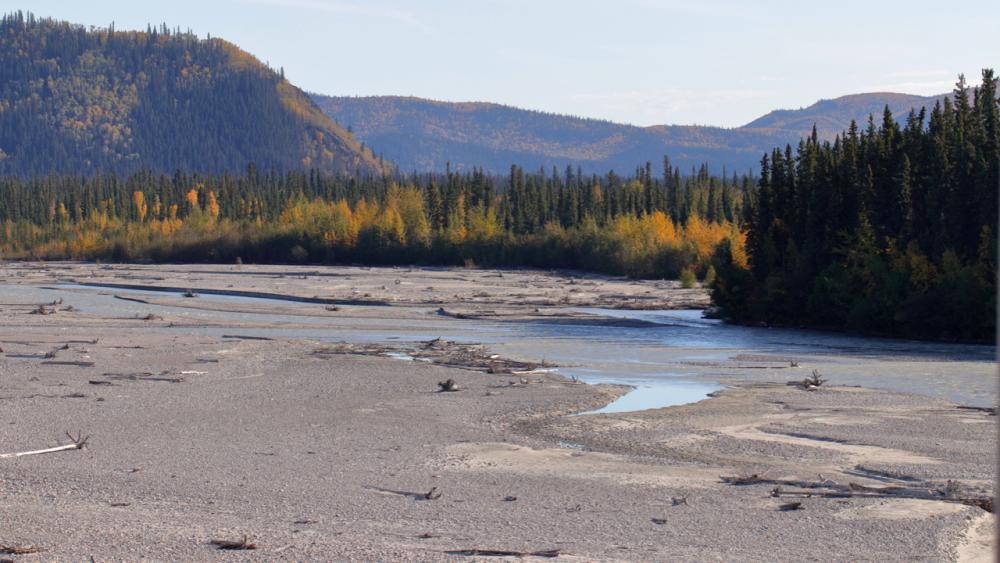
[6,0,999,126]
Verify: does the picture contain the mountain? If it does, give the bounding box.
[744,92,941,138]
[0,12,383,176]
[312,92,948,175]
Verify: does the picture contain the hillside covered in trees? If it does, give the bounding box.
[0,161,747,279]
[312,92,943,175]
[712,71,998,342]
[0,12,383,176]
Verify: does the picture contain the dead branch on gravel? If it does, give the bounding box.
[314,340,552,375]
[210,536,257,550]
[114,294,151,304]
[787,369,827,390]
[447,549,560,558]
[957,405,997,415]
[364,485,444,501]
[720,473,766,485]
[805,370,826,387]
[41,360,95,367]
[221,334,273,341]
[103,372,183,383]
[723,475,993,512]
[0,545,46,555]
[0,431,88,459]
[437,379,461,392]
[436,307,469,319]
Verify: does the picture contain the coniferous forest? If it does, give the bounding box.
[712,71,998,342]
[0,161,748,280]
[0,12,996,342]
[0,12,381,176]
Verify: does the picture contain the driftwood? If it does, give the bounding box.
[315,339,550,376]
[0,432,89,459]
[113,294,151,304]
[222,334,273,341]
[365,485,444,501]
[436,307,470,319]
[41,360,95,367]
[722,475,993,512]
[447,549,560,558]
[103,372,183,383]
[210,536,256,550]
[720,473,767,485]
[957,405,997,416]
[786,370,827,390]
[437,379,461,392]
[0,545,46,555]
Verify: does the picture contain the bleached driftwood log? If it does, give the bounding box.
[0,432,88,459]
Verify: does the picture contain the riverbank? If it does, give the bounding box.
[0,261,710,315]
[0,263,994,560]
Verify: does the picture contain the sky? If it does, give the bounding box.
[7,0,999,127]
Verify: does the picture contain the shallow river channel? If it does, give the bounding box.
[6,283,996,412]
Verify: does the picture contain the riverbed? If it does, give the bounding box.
[5,277,993,411]
[0,262,994,561]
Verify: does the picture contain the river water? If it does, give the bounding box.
[5,284,996,412]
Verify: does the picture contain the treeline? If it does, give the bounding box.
[0,161,748,278]
[0,11,379,176]
[713,71,998,342]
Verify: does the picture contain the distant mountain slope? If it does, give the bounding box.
[0,12,382,176]
[744,92,942,138]
[312,92,948,175]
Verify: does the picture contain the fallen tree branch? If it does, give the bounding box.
[0,545,46,555]
[437,379,461,392]
[722,475,993,512]
[221,334,273,341]
[40,360,95,367]
[447,549,560,558]
[0,432,89,459]
[209,536,257,550]
[113,294,151,304]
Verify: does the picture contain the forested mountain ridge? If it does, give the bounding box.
[744,92,942,138]
[0,12,384,176]
[311,92,946,175]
